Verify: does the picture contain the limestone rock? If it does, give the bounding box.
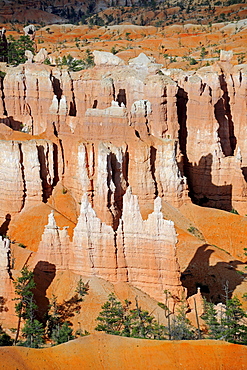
[117,188,183,301]
[36,189,183,303]
[0,139,55,219]
[71,194,117,279]
[131,100,152,117]
[220,50,233,62]
[32,210,70,271]
[33,48,48,64]
[25,50,33,64]
[129,52,156,68]
[129,52,162,71]
[23,24,36,40]
[93,51,125,66]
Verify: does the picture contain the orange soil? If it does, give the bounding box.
[8,184,78,252]
[1,20,247,70]
[180,203,247,261]
[0,333,246,370]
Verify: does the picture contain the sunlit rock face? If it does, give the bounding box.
[34,189,183,303]
[0,139,55,219]
[0,55,247,315]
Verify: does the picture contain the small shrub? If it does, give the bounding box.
[44,58,51,65]
[0,71,6,78]
[18,243,26,249]
[189,57,197,65]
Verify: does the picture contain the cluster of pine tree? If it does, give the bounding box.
[1,266,247,347]
[95,293,195,340]
[96,292,247,344]
[11,267,89,348]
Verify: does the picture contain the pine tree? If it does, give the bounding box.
[75,278,89,301]
[7,35,35,65]
[128,297,164,339]
[95,294,166,339]
[0,325,13,346]
[22,318,44,348]
[170,298,194,340]
[46,294,76,345]
[221,297,247,344]
[201,299,222,339]
[95,293,126,335]
[51,321,74,345]
[13,266,44,346]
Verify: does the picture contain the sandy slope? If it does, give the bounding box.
[0,333,246,370]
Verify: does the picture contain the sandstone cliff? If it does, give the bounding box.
[0,51,247,330]
[32,189,183,303]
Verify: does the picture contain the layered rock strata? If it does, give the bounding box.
[0,139,56,219]
[33,189,183,303]
[1,57,247,213]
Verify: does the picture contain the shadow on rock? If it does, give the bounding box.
[0,213,11,236]
[181,244,246,304]
[33,261,56,322]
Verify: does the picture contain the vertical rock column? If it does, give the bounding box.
[32,210,70,271]
[117,188,183,302]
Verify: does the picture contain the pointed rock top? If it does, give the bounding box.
[129,53,155,67]
[46,210,58,229]
[154,197,162,213]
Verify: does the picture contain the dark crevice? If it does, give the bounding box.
[135,130,140,138]
[53,143,59,187]
[50,74,62,102]
[69,78,77,116]
[59,139,65,175]
[0,76,7,115]
[119,220,128,282]
[69,101,76,116]
[114,231,118,271]
[112,81,116,101]
[107,149,129,231]
[92,99,97,109]
[116,88,126,107]
[176,87,188,158]
[37,145,53,203]
[200,82,206,96]
[241,167,247,182]
[215,74,236,156]
[84,144,95,205]
[18,143,27,211]
[150,146,158,197]
[52,121,58,137]
[239,71,242,84]
[22,70,26,102]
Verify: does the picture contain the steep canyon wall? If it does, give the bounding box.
[0,55,247,309]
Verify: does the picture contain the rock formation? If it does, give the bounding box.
[2,59,247,213]
[32,210,70,271]
[33,189,183,303]
[23,24,36,40]
[0,236,14,327]
[0,139,56,220]
[0,45,246,326]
